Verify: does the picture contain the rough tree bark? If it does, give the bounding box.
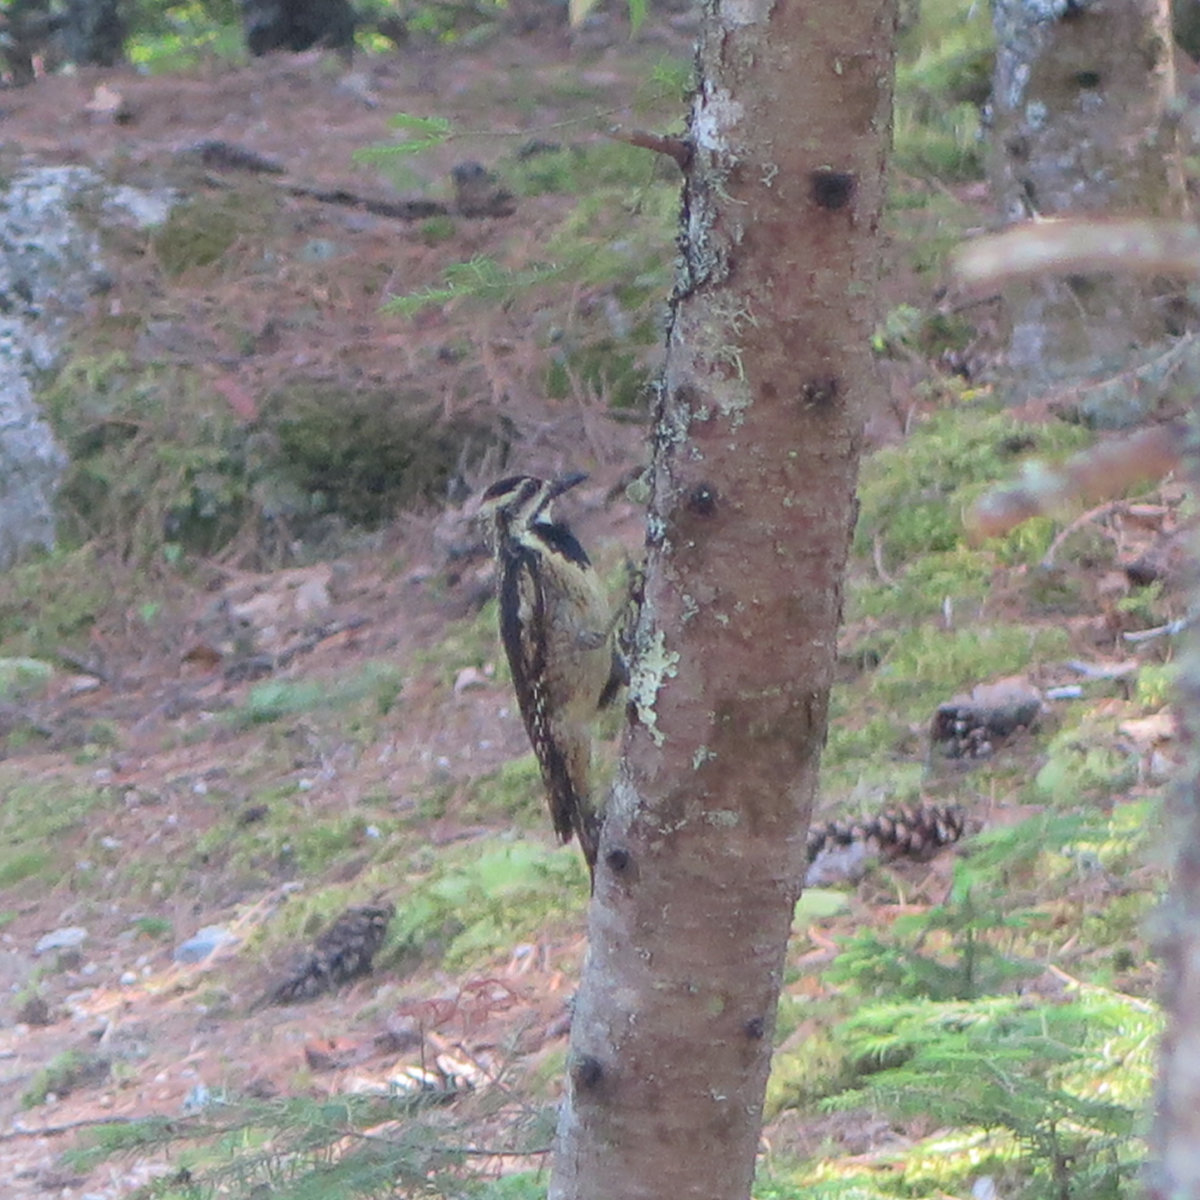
[549,1,897,1197]
[61,0,125,66]
[1148,461,1200,1193]
[990,0,1185,416]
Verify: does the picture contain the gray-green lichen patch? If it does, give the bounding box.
[629,627,680,746]
[0,166,178,570]
[719,0,774,29]
[693,83,745,152]
[703,808,739,827]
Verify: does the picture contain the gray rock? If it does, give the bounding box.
[0,166,175,569]
[34,925,89,955]
[173,924,238,964]
[932,675,1044,760]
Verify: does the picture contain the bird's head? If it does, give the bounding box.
[477,472,586,547]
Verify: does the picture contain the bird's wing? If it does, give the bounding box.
[497,543,580,845]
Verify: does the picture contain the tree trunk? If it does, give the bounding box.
[61,0,125,66]
[1148,496,1200,1193]
[1148,739,1200,1195]
[549,2,897,1197]
[990,0,1185,415]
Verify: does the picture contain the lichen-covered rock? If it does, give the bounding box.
[0,166,173,569]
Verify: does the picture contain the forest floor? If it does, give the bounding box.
[0,15,1183,1200]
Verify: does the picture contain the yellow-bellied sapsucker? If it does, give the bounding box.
[478,473,624,880]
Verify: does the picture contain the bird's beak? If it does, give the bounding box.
[548,471,588,499]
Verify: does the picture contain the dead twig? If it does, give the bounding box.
[872,533,899,588]
[0,1114,144,1142]
[606,127,692,171]
[1040,499,1126,568]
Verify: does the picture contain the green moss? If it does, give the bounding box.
[229,662,405,729]
[1135,663,1174,710]
[1034,726,1138,807]
[856,406,1092,563]
[850,548,993,623]
[196,804,383,881]
[418,215,458,244]
[270,385,505,527]
[0,778,109,895]
[152,198,242,276]
[874,624,1069,715]
[383,840,586,972]
[42,353,256,560]
[0,547,117,657]
[22,1050,111,1108]
[892,0,992,182]
[462,756,544,826]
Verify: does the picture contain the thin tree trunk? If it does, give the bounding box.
[990,0,1185,413]
[1147,505,1200,1193]
[549,1,897,1196]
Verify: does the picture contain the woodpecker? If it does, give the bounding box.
[478,473,623,880]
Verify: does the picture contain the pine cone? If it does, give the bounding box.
[264,903,395,1006]
[805,803,966,882]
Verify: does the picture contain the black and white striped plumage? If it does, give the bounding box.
[479,474,621,879]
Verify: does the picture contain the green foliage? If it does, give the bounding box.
[40,352,502,565]
[194,799,384,883]
[152,198,243,276]
[385,841,586,971]
[828,864,1040,1003]
[820,816,1128,1003]
[871,303,974,361]
[1135,662,1174,709]
[42,353,258,561]
[545,337,653,409]
[1115,578,1169,631]
[269,385,503,527]
[131,915,174,940]
[357,113,454,161]
[124,1,243,72]
[892,0,992,180]
[0,777,108,894]
[872,623,1068,714]
[0,546,114,656]
[229,662,405,729]
[382,139,675,411]
[770,802,1160,1194]
[822,993,1152,1199]
[385,257,568,318]
[855,405,1093,563]
[461,756,546,826]
[850,547,993,622]
[1034,724,1138,807]
[511,141,673,198]
[23,1049,111,1108]
[0,656,53,699]
[65,1091,546,1199]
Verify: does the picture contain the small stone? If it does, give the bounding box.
[931,675,1043,760]
[173,925,238,964]
[35,927,88,955]
[454,666,489,694]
